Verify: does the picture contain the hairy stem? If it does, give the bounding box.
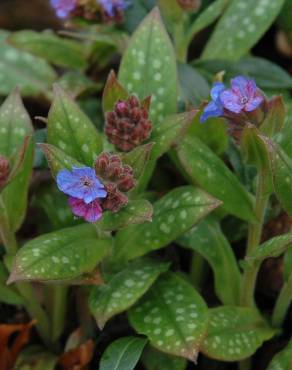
[272,274,292,327]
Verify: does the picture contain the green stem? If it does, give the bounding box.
[190,252,207,291]
[47,285,68,342]
[0,198,17,254]
[272,274,292,327]
[173,23,188,63]
[240,169,269,307]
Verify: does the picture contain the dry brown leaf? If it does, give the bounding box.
[58,339,94,370]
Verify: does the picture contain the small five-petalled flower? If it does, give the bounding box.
[57,166,107,223]
[200,76,264,123]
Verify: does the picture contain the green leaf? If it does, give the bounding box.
[0,31,57,97]
[100,336,147,370]
[178,63,209,106]
[195,57,292,90]
[177,135,255,222]
[177,219,241,305]
[9,30,87,69]
[272,144,292,216]
[0,89,33,158]
[14,346,58,370]
[260,96,286,137]
[151,110,197,161]
[57,71,98,98]
[0,262,24,305]
[188,0,228,41]
[89,259,168,329]
[39,144,82,177]
[102,70,129,114]
[241,126,273,185]
[119,7,178,125]
[40,144,82,178]
[201,307,276,361]
[248,233,292,264]
[8,224,111,283]
[114,186,221,262]
[267,341,292,370]
[129,272,209,362]
[120,143,153,180]
[142,346,187,370]
[184,112,228,155]
[47,85,103,165]
[284,248,292,282]
[2,136,34,231]
[202,0,285,61]
[97,199,153,231]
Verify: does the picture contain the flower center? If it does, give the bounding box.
[241,97,248,104]
[82,177,92,187]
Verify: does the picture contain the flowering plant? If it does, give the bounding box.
[0,0,292,369]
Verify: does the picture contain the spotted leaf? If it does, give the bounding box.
[9,30,87,69]
[177,219,242,305]
[89,259,169,329]
[248,233,292,265]
[128,272,209,362]
[102,71,128,114]
[97,199,153,231]
[142,346,187,370]
[267,341,292,370]
[47,85,103,166]
[114,186,221,262]
[0,89,33,158]
[201,307,276,361]
[8,224,111,283]
[100,336,147,370]
[177,135,256,222]
[0,31,57,97]
[2,136,34,231]
[119,7,178,125]
[272,145,292,217]
[120,143,153,181]
[40,144,82,178]
[202,0,285,61]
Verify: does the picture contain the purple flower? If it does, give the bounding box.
[69,197,103,223]
[50,0,76,18]
[57,167,107,204]
[200,82,225,123]
[220,76,263,114]
[97,0,130,17]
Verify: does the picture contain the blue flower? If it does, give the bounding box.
[50,0,76,18]
[57,167,107,204]
[200,82,225,123]
[220,76,263,114]
[97,0,130,17]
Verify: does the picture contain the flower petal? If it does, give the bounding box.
[244,96,264,112]
[200,101,223,123]
[220,89,243,113]
[210,82,225,102]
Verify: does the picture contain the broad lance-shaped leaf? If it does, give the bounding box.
[129,272,209,362]
[40,144,82,178]
[177,219,241,305]
[8,224,111,283]
[120,143,153,181]
[89,259,169,329]
[102,71,128,114]
[0,31,57,97]
[142,346,187,370]
[202,0,285,61]
[2,136,34,231]
[0,262,24,305]
[248,233,292,264]
[272,144,292,217]
[0,89,33,158]
[47,85,103,166]
[97,199,153,231]
[267,341,292,370]
[177,135,255,222]
[100,336,147,370]
[114,186,221,262]
[119,7,178,125]
[201,307,276,361]
[9,30,87,69]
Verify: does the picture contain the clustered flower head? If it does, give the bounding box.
[105,95,152,152]
[98,0,130,22]
[200,76,264,123]
[177,0,201,12]
[50,0,77,18]
[56,153,135,222]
